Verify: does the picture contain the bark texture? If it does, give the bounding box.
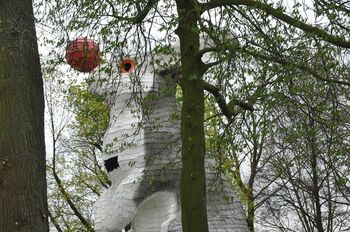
[0,0,49,231]
[175,1,209,231]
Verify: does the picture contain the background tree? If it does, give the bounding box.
[256,72,350,232]
[43,69,110,231]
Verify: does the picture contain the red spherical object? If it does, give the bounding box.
[65,37,100,73]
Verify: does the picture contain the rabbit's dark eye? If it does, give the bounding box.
[120,58,135,74]
[124,62,132,71]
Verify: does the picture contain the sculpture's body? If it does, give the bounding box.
[90,66,248,232]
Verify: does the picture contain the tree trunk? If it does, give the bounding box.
[308,111,324,232]
[0,0,49,231]
[246,190,255,232]
[175,1,209,231]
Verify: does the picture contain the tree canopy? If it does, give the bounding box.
[33,0,350,231]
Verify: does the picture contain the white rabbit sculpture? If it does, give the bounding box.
[89,61,248,232]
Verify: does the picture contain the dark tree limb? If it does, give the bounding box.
[51,167,94,231]
[104,0,159,24]
[159,67,255,119]
[48,210,64,232]
[203,81,255,120]
[203,81,237,119]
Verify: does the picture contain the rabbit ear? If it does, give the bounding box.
[119,58,135,74]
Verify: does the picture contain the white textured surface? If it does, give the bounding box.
[132,191,178,232]
[90,67,248,232]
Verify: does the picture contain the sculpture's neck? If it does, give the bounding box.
[111,74,178,126]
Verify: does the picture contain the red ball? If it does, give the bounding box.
[65,37,100,73]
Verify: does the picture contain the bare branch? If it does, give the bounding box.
[51,167,94,231]
[199,0,350,48]
[104,0,159,24]
[240,47,350,86]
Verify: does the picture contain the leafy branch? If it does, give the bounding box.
[199,0,350,48]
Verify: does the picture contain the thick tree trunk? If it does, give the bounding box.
[0,0,49,231]
[175,1,209,231]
